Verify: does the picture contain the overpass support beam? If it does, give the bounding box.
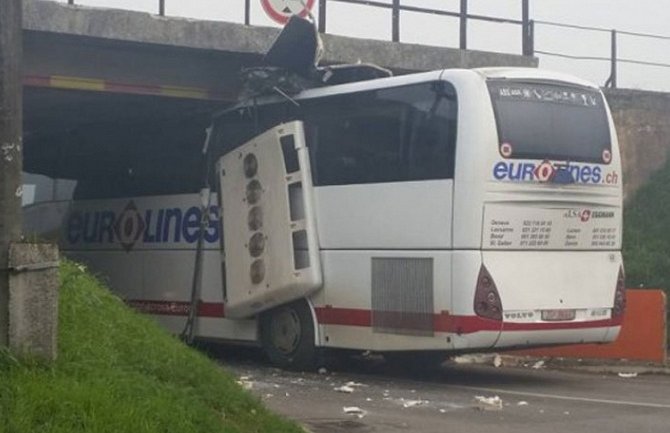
[0,0,23,348]
[1,0,58,360]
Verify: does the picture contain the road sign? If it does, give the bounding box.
[261,0,316,25]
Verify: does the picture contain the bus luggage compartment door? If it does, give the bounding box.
[217,121,323,319]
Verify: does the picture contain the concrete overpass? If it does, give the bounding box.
[22,0,535,178]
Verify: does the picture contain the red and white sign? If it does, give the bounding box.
[261,0,316,25]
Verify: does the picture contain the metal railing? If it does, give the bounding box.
[316,0,533,55]
[67,0,533,55]
[63,0,670,89]
[533,20,670,89]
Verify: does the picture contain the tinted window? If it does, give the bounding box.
[488,80,611,163]
[211,103,296,157]
[22,172,76,206]
[304,82,457,186]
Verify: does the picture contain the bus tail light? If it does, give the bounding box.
[612,266,626,319]
[474,265,503,321]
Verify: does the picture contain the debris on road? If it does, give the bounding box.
[343,406,367,418]
[493,355,502,368]
[334,385,355,393]
[236,377,254,390]
[318,367,328,375]
[618,372,638,378]
[532,360,545,369]
[402,399,427,408]
[474,395,503,411]
[452,354,497,365]
[517,401,529,406]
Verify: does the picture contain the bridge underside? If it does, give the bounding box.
[22,1,535,183]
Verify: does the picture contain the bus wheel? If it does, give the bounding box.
[260,300,316,370]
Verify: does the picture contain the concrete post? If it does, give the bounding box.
[0,0,23,348]
[8,244,59,360]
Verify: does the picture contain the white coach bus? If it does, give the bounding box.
[25,67,625,369]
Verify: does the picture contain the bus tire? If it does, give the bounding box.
[260,300,317,370]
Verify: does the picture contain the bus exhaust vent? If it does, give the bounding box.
[371,258,434,336]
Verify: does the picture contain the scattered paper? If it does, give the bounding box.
[334,385,355,393]
[474,395,503,411]
[403,399,427,408]
[236,379,254,390]
[532,360,545,369]
[618,372,638,378]
[493,355,502,368]
[318,367,328,375]
[517,401,529,406]
[343,406,367,418]
[452,354,495,365]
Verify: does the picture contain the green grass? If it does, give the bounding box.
[0,260,302,433]
[623,159,670,293]
[623,158,670,345]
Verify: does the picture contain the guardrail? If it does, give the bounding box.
[532,21,670,89]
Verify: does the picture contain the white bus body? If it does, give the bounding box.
[25,68,625,368]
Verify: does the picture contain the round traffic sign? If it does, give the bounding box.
[261,0,316,25]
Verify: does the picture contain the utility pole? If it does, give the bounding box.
[0,0,23,347]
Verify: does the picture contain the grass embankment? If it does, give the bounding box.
[623,159,670,293]
[0,261,302,433]
[623,158,670,344]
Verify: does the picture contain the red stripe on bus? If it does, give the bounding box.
[314,306,620,334]
[125,301,621,333]
[315,306,372,327]
[126,300,224,318]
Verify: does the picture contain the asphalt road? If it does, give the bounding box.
[215,349,670,433]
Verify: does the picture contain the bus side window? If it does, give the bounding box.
[308,107,405,186]
[407,97,457,181]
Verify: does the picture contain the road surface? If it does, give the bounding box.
[215,348,670,433]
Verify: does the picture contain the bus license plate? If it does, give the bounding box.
[541,309,576,321]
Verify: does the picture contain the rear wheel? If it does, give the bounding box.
[260,300,317,370]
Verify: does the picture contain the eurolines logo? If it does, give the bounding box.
[493,160,619,185]
[66,201,220,252]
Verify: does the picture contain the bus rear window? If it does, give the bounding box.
[488,80,611,164]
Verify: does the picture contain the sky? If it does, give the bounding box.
[52,0,670,92]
